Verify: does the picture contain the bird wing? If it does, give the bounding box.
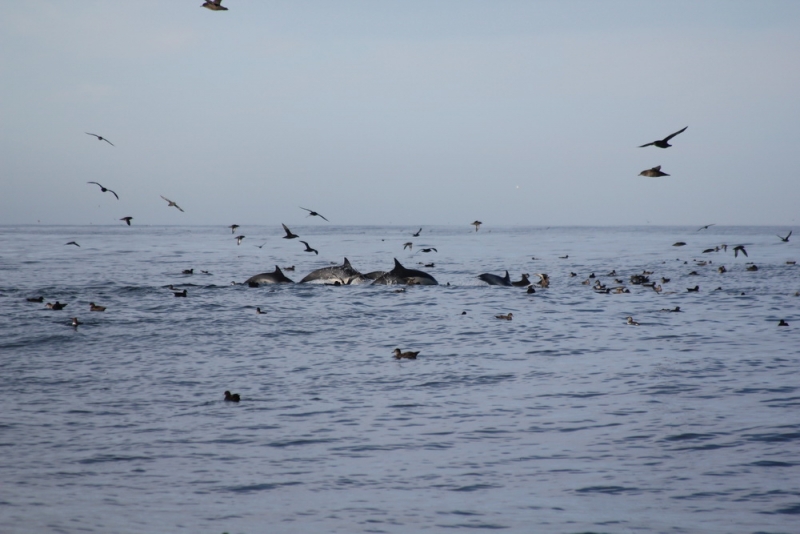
[638,141,656,148]
[102,138,115,146]
[85,132,99,138]
[300,241,309,247]
[653,165,661,171]
[161,195,172,203]
[108,189,119,200]
[175,204,184,212]
[317,213,329,222]
[299,207,312,213]
[282,223,293,236]
[663,126,688,142]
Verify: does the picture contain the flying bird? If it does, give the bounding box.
[160,196,184,212]
[300,241,318,255]
[403,242,413,250]
[639,126,688,148]
[254,242,267,249]
[120,217,133,226]
[733,245,748,258]
[202,0,228,10]
[229,224,240,234]
[87,182,119,199]
[412,228,422,237]
[639,165,670,177]
[281,223,299,239]
[698,224,715,231]
[420,248,437,253]
[85,132,114,146]
[472,221,482,232]
[65,241,80,247]
[235,235,245,245]
[778,230,792,242]
[300,207,329,222]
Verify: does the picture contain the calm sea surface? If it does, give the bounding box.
[1,225,799,534]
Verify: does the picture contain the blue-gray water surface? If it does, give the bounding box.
[1,225,799,534]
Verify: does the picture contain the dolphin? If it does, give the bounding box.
[244,265,294,286]
[371,259,438,285]
[299,258,368,284]
[478,271,512,286]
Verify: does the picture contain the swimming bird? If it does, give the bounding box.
[495,313,513,320]
[71,317,81,327]
[702,248,716,253]
[778,230,792,242]
[639,126,688,148]
[687,285,699,292]
[89,302,106,312]
[85,132,114,146]
[300,241,319,255]
[639,165,670,177]
[527,285,536,294]
[420,248,437,253]
[87,182,119,199]
[173,289,187,297]
[718,266,727,273]
[393,348,419,360]
[235,235,245,245]
[182,269,194,274]
[778,320,789,327]
[733,245,748,258]
[160,195,184,212]
[472,220,482,232]
[229,224,240,234]
[412,228,422,237]
[203,0,228,10]
[626,316,640,326]
[698,224,715,231]
[281,223,299,239]
[746,265,758,271]
[224,391,240,402]
[26,296,44,303]
[256,307,265,314]
[403,242,413,250]
[47,301,67,310]
[673,242,686,247]
[661,306,681,312]
[120,217,133,226]
[300,207,329,222]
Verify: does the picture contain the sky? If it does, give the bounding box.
[1,1,799,227]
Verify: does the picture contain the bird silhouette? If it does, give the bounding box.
[235,235,245,245]
[300,207,329,221]
[733,245,748,258]
[639,126,688,148]
[87,182,119,199]
[778,230,792,242]
[160,196,184,212]
[85,132,114,146]
[472,221,482,232]
[639,165,670,177]
[202,0,228,10]
[120,217,133,226]
[281,223,299,239]
[300,241,318,255]
[229,224,239,234]
[65,241,80,247]
[698,224,715,231]
[412,228,422,236]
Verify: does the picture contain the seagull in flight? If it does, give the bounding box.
[201,0,228,10]
[300,241,319,255]
[778,230,792,242]
[300,207,329,222]
[85,132,114,146]
[638,165,670,177]
[698,224,715,231]
[639,126,688,148]
[235,235,245,245]
[282,223,299,239]
[160,196,184,212]
[87,182,119,199]
[733,245,748,258]
[120,217,133,226]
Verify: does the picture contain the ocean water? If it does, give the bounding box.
[1,224,798,534]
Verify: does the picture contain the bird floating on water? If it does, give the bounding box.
[300,207,329,222]
[87,182,119,199]
[71,317,82,327]
[89,302,106,312]
[639,126,687,148]
[495,313,513,320]
[85,132,114,146]
[224,391,240,402]
[626,316,640,326]
[393,348,419,360]
[639,165,670,177]
[160,195,184,212]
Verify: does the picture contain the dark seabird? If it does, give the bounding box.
[256,307,265,314]
[420,248,437,253]
[300,207,329,222]
[282,223,299,239]
[85,132,114,146]
[626,316,640,326]
[661,306,681,312]
[300,241,318,255]
[47,301,67,310]
[235,235,245,245]
[778,230,792,242]
[495,313,513,320]
[639,126,688,148]
[254,242,267,249]
[412,228,422,237]
[702,248,716,253]
[89,302,106,312]
[527,285,536,294]
[71,317,81,327]
[229,224,240,234]
[182,269,194,274]
[639,165,670,177]
[472,221,482,232]
[87,182,119,199]
[65,241,80,247]
[393,348,419,360]
[778,320,789,327]
[161,195,184,212]
[120,217,133,226]
[173,289,187,297]
[733,245,748,258]
[224,391,240,402]
[424,262,434,268]
[26,297,44,303]
[673,242,686,247]
[746,265,758,271]
[698,224,715,231]
[687,285,699,292]
[403,242,413,250]
[203,0,228,10]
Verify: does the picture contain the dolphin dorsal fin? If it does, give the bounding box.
[343,258,351,268]
[274,265,283,273]
[393,258,403,270]
[504,271,510,281]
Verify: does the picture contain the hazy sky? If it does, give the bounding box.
[2,1,799,226]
